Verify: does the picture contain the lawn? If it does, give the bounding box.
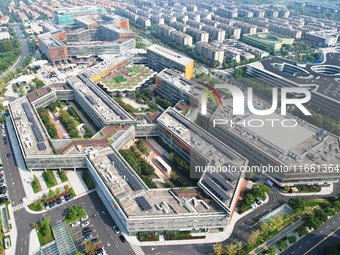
[65,205,87,224]
[113,76,127,83]
[57,170,68,183]
[81,172,95,190]
[31,175,42,193]
[42,170,58,188]
[128,67,141,74]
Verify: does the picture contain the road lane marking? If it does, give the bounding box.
[303,226,340,255]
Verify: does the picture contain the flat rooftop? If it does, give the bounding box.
[39,33,65,48]
[68,74,131,122]
[9,97,54,156]
[147,44,193,66]
[157,108,246,208]
[89,147,225,217]
[99,64,156,91]
[212,99,340,166]
[157,69,204,100]
[249,53,340,102]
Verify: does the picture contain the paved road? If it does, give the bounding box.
[12,24,30,70]
[282,213,340,255]
[0,127,134,255]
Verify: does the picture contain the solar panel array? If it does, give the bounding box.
[107,154,142,191]
[22,103,46,149]
[223,168,237,182]
[37,143,47,151]
[211,172,233,191]
[168,111,238,160]
[202,178,230,201]
[78,74,128,120]
[85,94,96,105]
[135,196,152,211]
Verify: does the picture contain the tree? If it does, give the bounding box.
[289,198,306,213]
[55,188,61,196]
[267,247,277,255]
[225,243,237,255]
[277,240,288,251]
[64,184,70,192]
[297,225,308,236]
[48,189,55,199]
[213,243,224,255]
[247,230,261,246]
[288,236,297,244]
[323,246,340,255]
[85,240,96,254]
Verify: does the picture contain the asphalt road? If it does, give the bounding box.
[12,23,30,70]
[282,213,340,255]
[0,127,134,255]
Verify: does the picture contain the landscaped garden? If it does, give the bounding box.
[42,170,58,188]
[33,216,54,246]
[31,175,42,193]
[81,171,95,190]
[65,205,87,224]
[112,76,127,83]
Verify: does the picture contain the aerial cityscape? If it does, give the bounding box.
[0,0,339,255]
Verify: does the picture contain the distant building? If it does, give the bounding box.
[54,6,104,25]
[242,32,294,52]
[0,27,10,40]
[0,16,9,25]
[195,42,224,65]
[147,44,194,79]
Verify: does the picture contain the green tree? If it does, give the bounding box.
[85,241,96,255]
[247,230,261,246]
[48,189,55,199]
[213,243,224,255]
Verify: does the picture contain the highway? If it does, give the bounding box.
[282,213,340,255]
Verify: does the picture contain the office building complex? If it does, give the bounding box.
[246,54,340,119]
[54,6,105,25]
[38,11,136,64]
[147,44,194,79]
[206,99,340,186]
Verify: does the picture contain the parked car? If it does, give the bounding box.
[60,197,65,203]
[83,234,93,241]
[81,215,89,221]
[71,221,80,227]
[56,198,61,204]
[81,221,90,228]
[44,203,50,210]
[95,248,104,255]
[119,235,126,243]
[112,226,120,234]
[6,153,10,158]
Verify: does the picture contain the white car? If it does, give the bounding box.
[112,226,120,234]
[81,221,90,228]
[81,215,89,221]
[251,203,258,209]
[71,221,80,227]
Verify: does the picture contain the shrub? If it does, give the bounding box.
[82,172,95,190]
[42,170,57,188]
[31,175,42,193]
[288,236,297,244]
[57,170,68,183]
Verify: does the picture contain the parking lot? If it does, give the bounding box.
[69,213,104,255]
[0,125,9,204]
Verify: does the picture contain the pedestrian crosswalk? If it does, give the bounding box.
[130,243,145,255]
[13,203,24,212]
